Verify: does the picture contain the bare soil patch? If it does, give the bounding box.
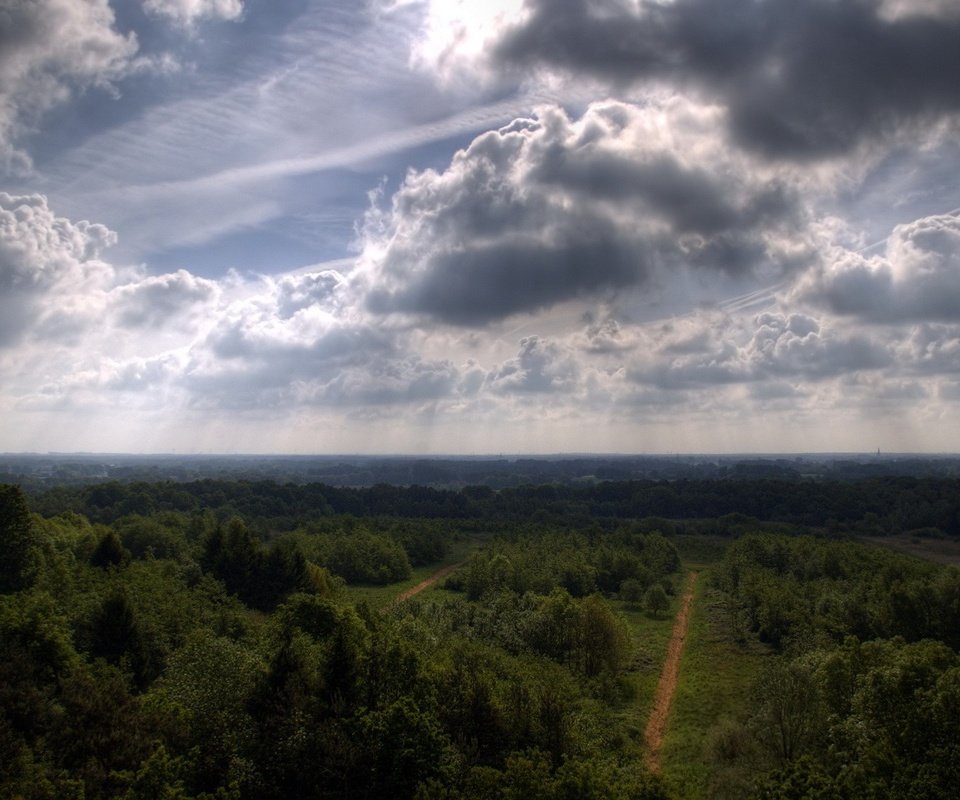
[390,562,463,605]
[643,571,698,774]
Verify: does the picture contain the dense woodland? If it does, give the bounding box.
[2,477,959,798]
[28,474,960,535]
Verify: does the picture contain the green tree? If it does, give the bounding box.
[90,587,151,687]
[750,660,822,766]
[644,584,669,618]
[160,629,260,795]
[576,595,630,677]
[90,530,129,568]
[0,485,38,593]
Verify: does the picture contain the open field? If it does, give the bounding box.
[660,575,770,799]
[613,576,688,732]
[858,534,960,565]
[643,571,698,773]
[341,536,476,608]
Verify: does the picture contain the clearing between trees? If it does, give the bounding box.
[391,562,463,604]
[644,570,698,774]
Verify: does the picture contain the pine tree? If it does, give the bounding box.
[0,485,38,593]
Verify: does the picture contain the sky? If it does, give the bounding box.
[2,0,960,455]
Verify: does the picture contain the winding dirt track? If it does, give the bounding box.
[643,571,698,774]
[390,562,463,605]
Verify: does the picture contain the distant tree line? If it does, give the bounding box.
[27,475,960,536]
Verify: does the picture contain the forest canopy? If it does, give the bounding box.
[2,476,958,799]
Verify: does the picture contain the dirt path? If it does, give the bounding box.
[389,562,463,606]
[643,571,698,774]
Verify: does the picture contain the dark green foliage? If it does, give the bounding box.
[37,475,960,538]
[716,532,960,649]
[90,586,152,687]
[308,526,411,585]
[47,661,159,797]
[160,629,260,794]
[386,520,449,566]
[619,577,645,604]
[114,514,188,561]
[745,639,960,799]
[25,478,960,800]
[201,517,311,610]
[715,532,960,797]
[0,484,39,593]
[90,529,129,568]
[644,584,670,618]
[753,756,843,800]
[1,485,666,800]
[451,530,678,601]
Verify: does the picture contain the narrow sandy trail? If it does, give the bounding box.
[390,562,463,605]
[643,571,698,774]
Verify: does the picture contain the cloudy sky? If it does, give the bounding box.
[2,0,960,454]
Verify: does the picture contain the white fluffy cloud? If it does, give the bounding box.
[110,269,220,329]
[143,0,244,27]
[795,213,960,322]
[0,0,138,171]
[0,192,116,345]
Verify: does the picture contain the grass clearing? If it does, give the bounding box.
[858,534,960,566]
[660,572,770,799]
[341,536,476,609]
[671,535,733,569]
[612,578,687,741]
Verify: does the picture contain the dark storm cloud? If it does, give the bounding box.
[531,147,797,236]
[494,0,960,158]
[367,230,643,325]
[361,102,805,325]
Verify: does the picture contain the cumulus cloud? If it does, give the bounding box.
[359,100,807,325]
[796,213,960,322]
[623,310,890,390]
[143,0,244,27]
[900,324,960,375]
[485,336,579,394]
[4,191,955,449]
[0,192,115,345]
[275,270,345,319]
[745,312,891,379]
[576,318,639,354]
[110,269,219,329]
[0,0,139,171]
[307,355,459,407]
[417,0,960,159]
